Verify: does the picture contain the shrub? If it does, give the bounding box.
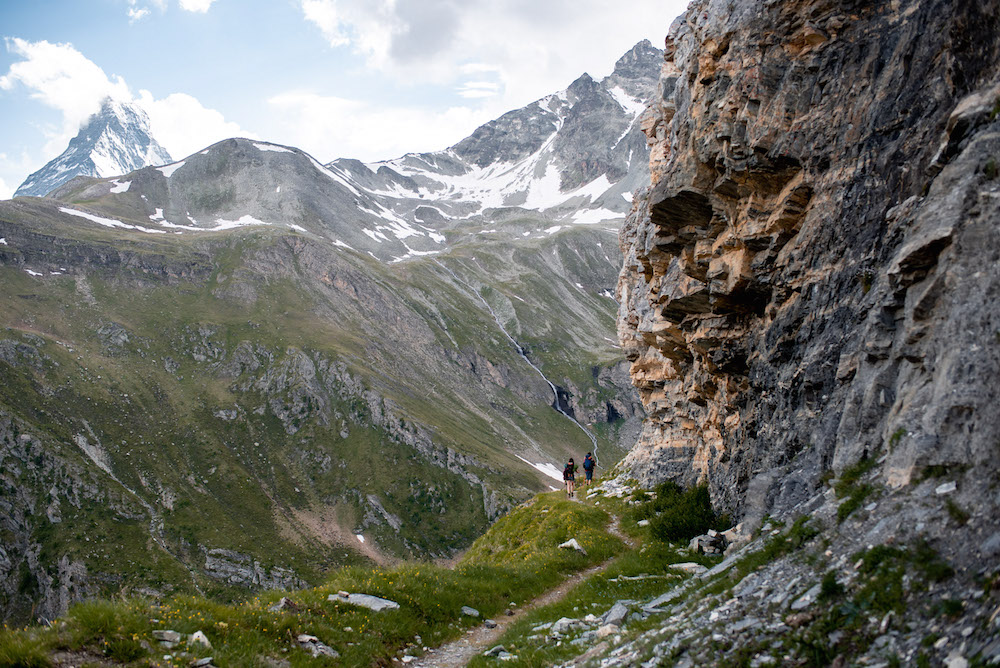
[631,481,728,543]
[819,570,845,601]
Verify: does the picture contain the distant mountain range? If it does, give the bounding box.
[0,40,660,622]
[17,40,659,264]
[14,98,172,199]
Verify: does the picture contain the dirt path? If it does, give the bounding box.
[408,514,630,668]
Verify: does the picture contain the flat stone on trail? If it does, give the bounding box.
[644,589,684,612]
[461,605,480,617]
[484,619,497,628]
[328,593,400,611]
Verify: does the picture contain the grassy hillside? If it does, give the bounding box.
[0,492,626,666]
[0,199,639,622]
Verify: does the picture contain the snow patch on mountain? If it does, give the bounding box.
[608,86,648,116]
[253,142,294,154]
[213,215,270,231]
[59,206,167,234]
[109,179,131,194]
[157,161,186,178]
[515,454,563,482]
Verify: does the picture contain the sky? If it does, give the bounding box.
[0,0,690,199]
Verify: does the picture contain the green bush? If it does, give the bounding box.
[631,481,729,543]
[819,570,845,601]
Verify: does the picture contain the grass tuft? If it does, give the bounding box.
[0,632,52,668]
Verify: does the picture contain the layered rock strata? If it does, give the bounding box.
[618,0,1000,518]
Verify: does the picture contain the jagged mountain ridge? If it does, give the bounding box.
[14,98,172,199]
[37,40,661,264]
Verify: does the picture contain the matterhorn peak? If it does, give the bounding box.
[14,97,172,198]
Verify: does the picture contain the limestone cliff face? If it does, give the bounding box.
[618,0,1000,519]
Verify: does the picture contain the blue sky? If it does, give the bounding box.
[0,0,689,198]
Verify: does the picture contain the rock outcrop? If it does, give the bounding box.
[617,0,1000,522]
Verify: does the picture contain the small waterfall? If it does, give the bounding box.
[435,260,600,465]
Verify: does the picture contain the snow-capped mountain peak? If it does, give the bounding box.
[14,97,172,198]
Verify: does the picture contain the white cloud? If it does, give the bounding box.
[302,0,355,47]
[298,0,688,111]
[0,37,131,153]
[136,90,255,159]
[267,91,493,162]
[456,81,500,99]
[126,0,164,22]
[179,0,216,12]
[126,0,210,21]
[0,175,12,201]
[1,38,249,170]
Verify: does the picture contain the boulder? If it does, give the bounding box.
[153,630,182,643]
[461,605,480,617]
[189,631,212,649]
[296,634,339,658]
[328,593,400,612]
[558,538,587,554]
[790,584,822,611]
[596,623,619,638]
[268,597,299,612]
[688,532,727,555]
[602,602,630,627]
[552,617,583,634]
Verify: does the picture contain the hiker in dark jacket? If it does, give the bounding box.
[582,452,595,486]
[563,458,576,498]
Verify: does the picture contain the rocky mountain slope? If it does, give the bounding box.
[14,98,172,199]
[0,43,660,622]
[590,0,1000,663]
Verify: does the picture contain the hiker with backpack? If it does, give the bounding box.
[582,452,595,486]
[563,458,577,498]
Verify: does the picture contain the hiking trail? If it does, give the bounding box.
[408,514,631,667]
